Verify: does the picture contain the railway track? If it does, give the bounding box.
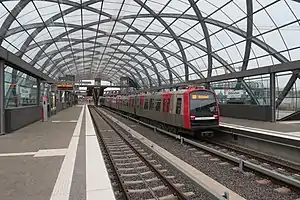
[100,106,300,199]
[88,105,197,200]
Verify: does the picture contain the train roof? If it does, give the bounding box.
[100,88,215,98]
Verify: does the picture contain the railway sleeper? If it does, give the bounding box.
[105,142,125,145]
[113,157,140,161]
[116,161,143,166]
[107,144,128,148]
[121,169,168,177]
[124,176,175,185]
[111,153,136,157]
[118,166,148,171]
[145,192,195,200]
[127,183,185,193]
[118,164,162,171]
[110,150,134,154]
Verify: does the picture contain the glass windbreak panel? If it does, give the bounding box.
[190,91,217,117]
[4,66,38,108]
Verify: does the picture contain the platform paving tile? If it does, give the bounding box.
[221,117,300,132]
[0,106,82,153]
[0,156,63,200]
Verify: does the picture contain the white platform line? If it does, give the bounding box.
[85,106,116,200]
[34,148,68,157]
[220,122,300,140]
[220,122,284,134]
[0,152,35,157]
[0,148,68,157]
[49,105,84,200]
[278,120,300,124]
[52,120,78,123]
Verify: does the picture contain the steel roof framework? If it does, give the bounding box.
[0,0,299,105]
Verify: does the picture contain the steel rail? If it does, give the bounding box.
[90,105,189,200]
[101,105,300,190]
[88,106,130,200]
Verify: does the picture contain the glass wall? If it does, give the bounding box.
[4,66,38,108]
[211,75,271,105]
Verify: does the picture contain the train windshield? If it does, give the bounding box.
[190,91,218,117]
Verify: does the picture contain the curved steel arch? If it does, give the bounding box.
[108,31,257,103]
[49,48,154,86]
[34,36,180,81]
[52,59,143,87]
[0,0,31,45]
[121,13,289,63]
[13,6,173,84]
[42,46,169,84]
[50,55,148,86]
[84,1,173,84]
[27,33,183,82]
[116,0,188,82]
[3,3,288,73]
[15,0,98,56]
[50,53,151,86]
[242,0,254,71]
[26,31,197,80]
[25,25,168,85]
[21,11,288,80]
[7,12,288,64]
[38,37,165,85]
[188,0,213,78]
[0,1,287,98]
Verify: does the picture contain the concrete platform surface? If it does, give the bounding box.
[0,105,116,200]
[221,117,300,134]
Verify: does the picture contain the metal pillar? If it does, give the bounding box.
[0,60,5,135]
[270,73,276,122]
[37,79,40,105]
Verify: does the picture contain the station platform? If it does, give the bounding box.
[0,105,115,200]
[220,117,300,139]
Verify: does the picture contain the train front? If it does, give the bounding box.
[189,89,220,132]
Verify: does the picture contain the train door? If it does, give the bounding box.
[175,94,183,127]
[162,93,171,124]
[134,95,137,115]
[139,95,145,117]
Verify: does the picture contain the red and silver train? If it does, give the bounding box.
[99,87,220,137]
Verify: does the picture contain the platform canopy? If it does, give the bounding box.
[0,0,300,88]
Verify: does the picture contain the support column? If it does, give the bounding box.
[37,79,40,105]
[0,60,5,135]
[270,72,276,122]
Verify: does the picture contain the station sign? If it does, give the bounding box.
[227,90,244,98]
[56,83,73,91]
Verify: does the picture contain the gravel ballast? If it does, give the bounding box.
[105,108,300,200]
[91,108,217,200]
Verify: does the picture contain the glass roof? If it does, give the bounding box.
[0,0,300,88]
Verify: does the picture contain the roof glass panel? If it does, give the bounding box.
[0,0,300,88]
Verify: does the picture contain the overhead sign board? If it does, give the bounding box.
[56,83,73,91]
[227,90,244,98]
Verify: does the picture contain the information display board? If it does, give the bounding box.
[56,83,73,91]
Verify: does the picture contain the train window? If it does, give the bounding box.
[144,99,149,109]
[176,98,182,114]
[149,99,154,110]
[155,100,161,111]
